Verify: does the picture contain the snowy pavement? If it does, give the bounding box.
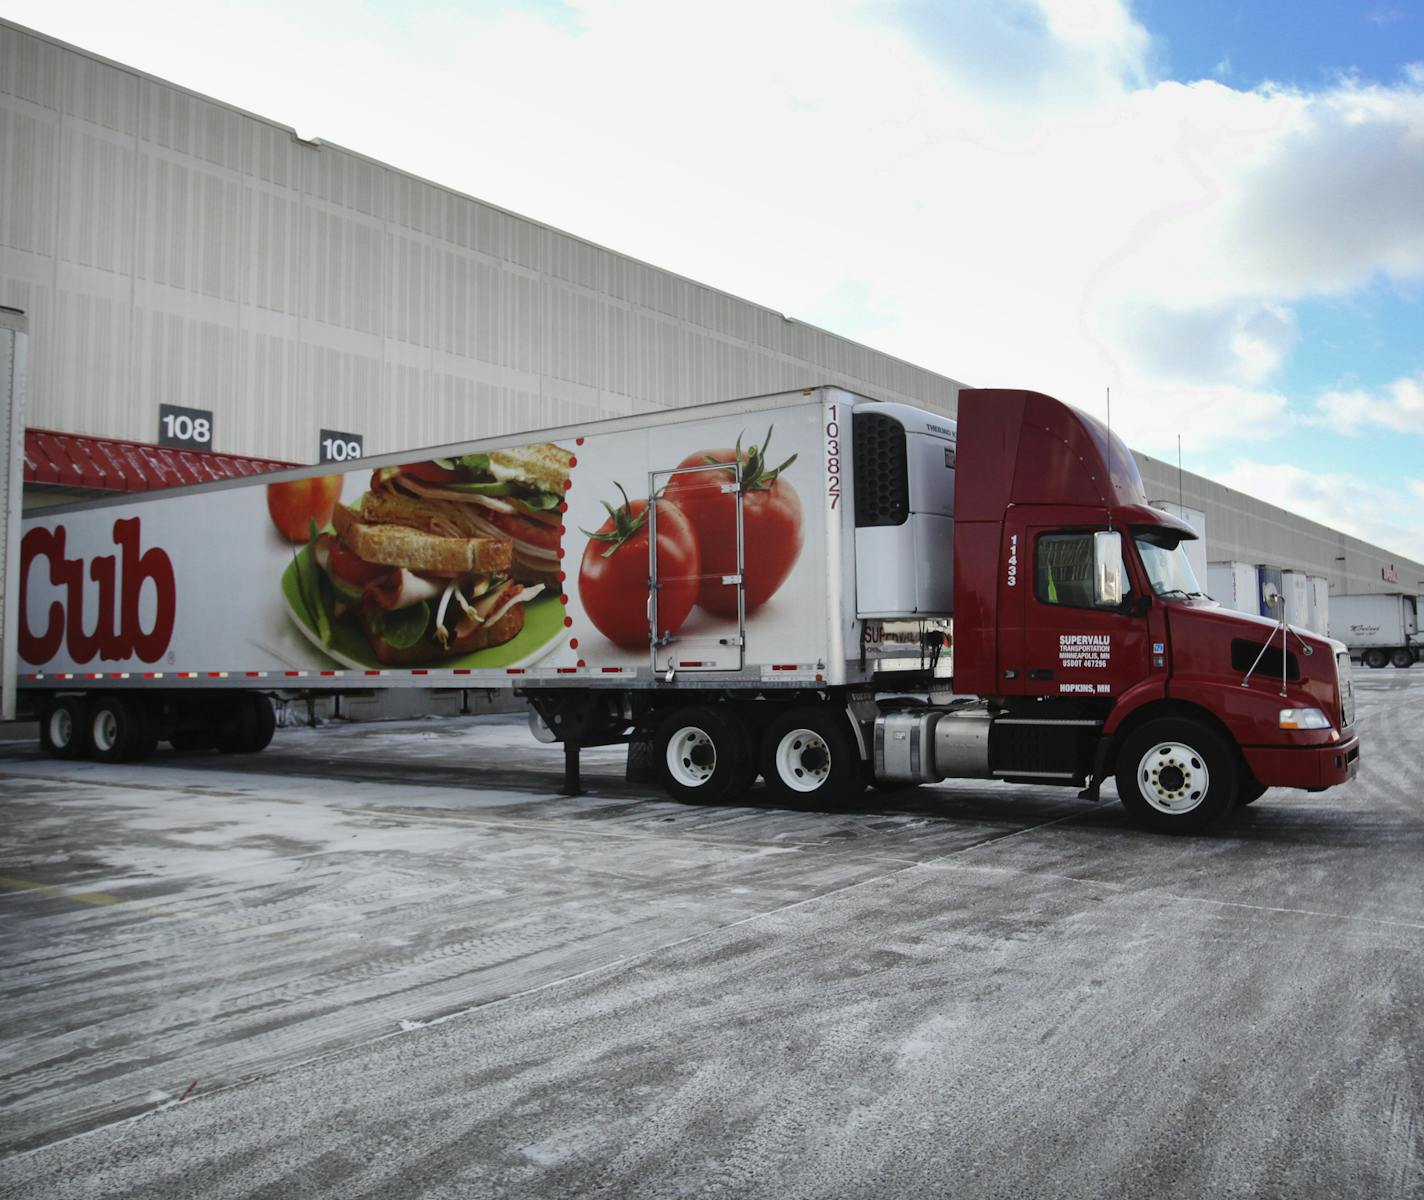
[1,674,1421,1198]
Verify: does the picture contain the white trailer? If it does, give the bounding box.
[1328,593,1420,669]
[1281,570,1311,629]
[16,387,955,793]
[1207,561,1258,615]
[1308,576,1328,637]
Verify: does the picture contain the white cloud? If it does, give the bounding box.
[1216,460,1424,560]
[1314,373,1424,435]
[4,0,1422,465]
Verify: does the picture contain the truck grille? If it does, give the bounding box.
[1336,652,1355,729]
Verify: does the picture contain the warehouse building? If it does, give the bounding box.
[3,18,1421,608]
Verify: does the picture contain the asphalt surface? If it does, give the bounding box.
[0,674,1421,1198]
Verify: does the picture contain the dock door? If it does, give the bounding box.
[649,462,745,674]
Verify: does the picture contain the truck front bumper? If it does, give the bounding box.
[1243,735,1361,792]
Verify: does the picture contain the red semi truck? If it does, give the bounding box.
[11,385,1359,833]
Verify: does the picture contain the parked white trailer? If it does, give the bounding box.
[1308,576,1328,637]
[1281,570,1311,629]
[1329,593,1420,669]
[1207,561,1258,614]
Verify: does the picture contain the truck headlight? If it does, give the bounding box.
[1279,708,1331,730]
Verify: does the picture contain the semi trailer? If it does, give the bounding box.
[1329,593,1421,668]
[12,385,1360,833]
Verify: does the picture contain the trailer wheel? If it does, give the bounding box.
[1390,649,1413,669]
[216,695,276,754]
[41,697,88,759]
[1115,718,1239,833]
[1363,649,1388,669]
[655,705,753,805]
[760,706,865,808]
[122,699,159,762]
[88,695,155,763]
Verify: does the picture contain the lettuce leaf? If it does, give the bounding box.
[373,600,431,650]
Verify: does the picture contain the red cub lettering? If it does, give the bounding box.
[18,519,176,665]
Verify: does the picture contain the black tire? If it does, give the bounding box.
[1115,717,1239,833]
[216,694,276,754]
[1390,649,1413,669]
[41,697,88,760]
[1364,649,1388,669]
[122,698,159,762]
[87,695,150,764]
[626,737,659,785]
[1236,777,1268,807]
[655,705,754,805]
[759,705,865,808]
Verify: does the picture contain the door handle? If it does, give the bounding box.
[1029,668,1054,680]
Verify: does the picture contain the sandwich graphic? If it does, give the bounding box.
[368,444,572,586]
[310,492,545,665]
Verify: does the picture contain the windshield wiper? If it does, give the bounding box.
[1155,587,1190,599]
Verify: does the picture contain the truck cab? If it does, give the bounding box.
[929,389,1360,830]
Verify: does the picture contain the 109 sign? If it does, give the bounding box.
[319,429,364,464]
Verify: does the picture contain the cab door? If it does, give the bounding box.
[1022,526,1151,700]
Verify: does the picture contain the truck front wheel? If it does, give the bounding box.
[760,706,865,808]
[1115,718,1239,833]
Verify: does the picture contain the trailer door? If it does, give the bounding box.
[649,462,745,673]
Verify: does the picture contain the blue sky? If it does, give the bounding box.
[1135,0,1423,515]
[1140,0,1418,88]
[5,0,1423,556]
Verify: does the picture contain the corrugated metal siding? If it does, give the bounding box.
[0,19,959,467]
[1,18,1417,590]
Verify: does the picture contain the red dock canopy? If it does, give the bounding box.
[24,428,295,494]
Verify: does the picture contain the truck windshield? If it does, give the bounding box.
[1134,529,1205,600]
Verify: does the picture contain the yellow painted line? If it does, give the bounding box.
[0,876,192,919]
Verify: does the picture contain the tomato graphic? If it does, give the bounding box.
[579,488,700,650]
[267,475,343,543]
[663,427,802,616]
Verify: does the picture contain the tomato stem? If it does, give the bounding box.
[702,426,798,492]
[580,482,649,558]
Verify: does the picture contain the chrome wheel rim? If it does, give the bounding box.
[775,728,831,793]
[666,726,716,787]
[1137,741,1208,814]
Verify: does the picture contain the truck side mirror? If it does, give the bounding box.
[1093,531,1126,609]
